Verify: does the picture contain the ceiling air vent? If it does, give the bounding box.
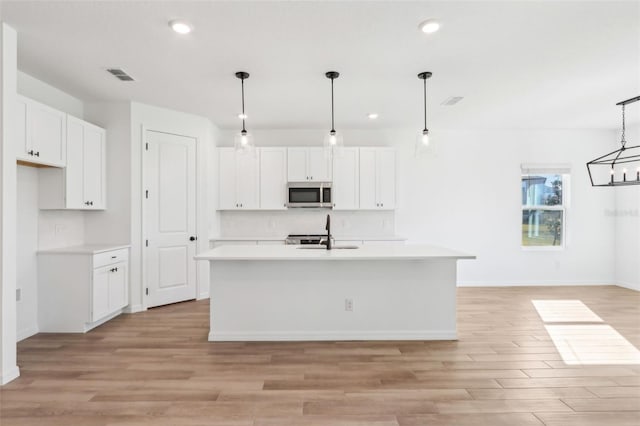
[441,96,464,106]
[107,68,135,82]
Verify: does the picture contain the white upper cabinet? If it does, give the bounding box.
[332,148,360,210]
[15,95,66,167]
[287,147,332,182]
[39,115,106,210]
[260,147,287,210]
[359,148,396,210]
[218,147,259,210]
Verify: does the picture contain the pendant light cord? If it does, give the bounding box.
[331,77,335,132]
[423,77,428,132]
[241,77,246,133]
[621,104,626,148]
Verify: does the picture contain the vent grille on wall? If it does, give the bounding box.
[107,68,135,81]
[441,96,464,106]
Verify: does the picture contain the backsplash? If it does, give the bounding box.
[219,210,395,238]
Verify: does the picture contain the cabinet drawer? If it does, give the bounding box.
[93,249,129,268]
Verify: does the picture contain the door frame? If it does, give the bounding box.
[140,127,203,310]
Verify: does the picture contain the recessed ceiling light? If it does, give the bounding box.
[367,113,379,120]
[419,19,440,34]
[238,113,248,120]
[169,19,193,35]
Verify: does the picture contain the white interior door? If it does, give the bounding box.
[145,130,197,308]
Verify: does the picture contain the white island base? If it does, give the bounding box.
[196,245,474,342]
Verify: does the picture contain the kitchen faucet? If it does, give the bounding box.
[322,214,332,250]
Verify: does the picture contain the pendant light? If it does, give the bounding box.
[234,71,255,153]
[587,95,640,186]
[416,71,432,156]
[323,71,344,153]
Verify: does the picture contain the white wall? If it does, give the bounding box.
[84,102,132,246]
[16,166,38,340]
[218,127,617,287]
[614,124,640,291]
[17,71,83,118]
[1,22,20,385]
[14,72,86,342]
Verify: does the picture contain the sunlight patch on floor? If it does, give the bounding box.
[532,300,603,323]
[532,300,640,365]
[545,324,640,365]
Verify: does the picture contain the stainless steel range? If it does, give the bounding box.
[285,234,334,246]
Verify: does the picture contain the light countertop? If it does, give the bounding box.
[209,235,407,241]
[195,244,474,261]
[38,244,131,255]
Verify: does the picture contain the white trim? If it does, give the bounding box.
[458,280,615,287]
[123,303,145,314]
[16,325,38,342]
[209,330,457,341]
[197,291,209,300]
[1,366,20,385]
[616,281,640,292]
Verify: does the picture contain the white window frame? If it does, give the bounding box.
[520,165,571,251]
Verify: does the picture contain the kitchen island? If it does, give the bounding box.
[195,244,474,341]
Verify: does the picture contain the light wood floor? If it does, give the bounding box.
[1,286,640,425]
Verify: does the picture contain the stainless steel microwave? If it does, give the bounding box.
[286,182,332,208]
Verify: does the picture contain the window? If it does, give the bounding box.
[521,165,570,248]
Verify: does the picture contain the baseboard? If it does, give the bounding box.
[616,281,640,291]
[17,325,39,342]
[123,304,144,314]
[457,281,615,287]
[208,330,457,342]
[1,366,20,385]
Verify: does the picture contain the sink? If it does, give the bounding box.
[296,246,360,250]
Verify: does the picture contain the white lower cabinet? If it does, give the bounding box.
[38,246,129,333]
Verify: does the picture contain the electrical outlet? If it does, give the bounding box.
[16,288,21,301]
[345,298,354,312]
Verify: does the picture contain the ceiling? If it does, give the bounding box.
[1,1,639,131]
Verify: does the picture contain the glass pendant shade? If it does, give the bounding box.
[234,129,255,154]
[415,129,431,156]
[324,129,344,152]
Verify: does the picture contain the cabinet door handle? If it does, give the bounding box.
[35,151,40,157]
[85,201,91,206]
[27,150,34,156]
[189,236,197,241]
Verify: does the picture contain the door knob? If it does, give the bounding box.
[189,236,197,241]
